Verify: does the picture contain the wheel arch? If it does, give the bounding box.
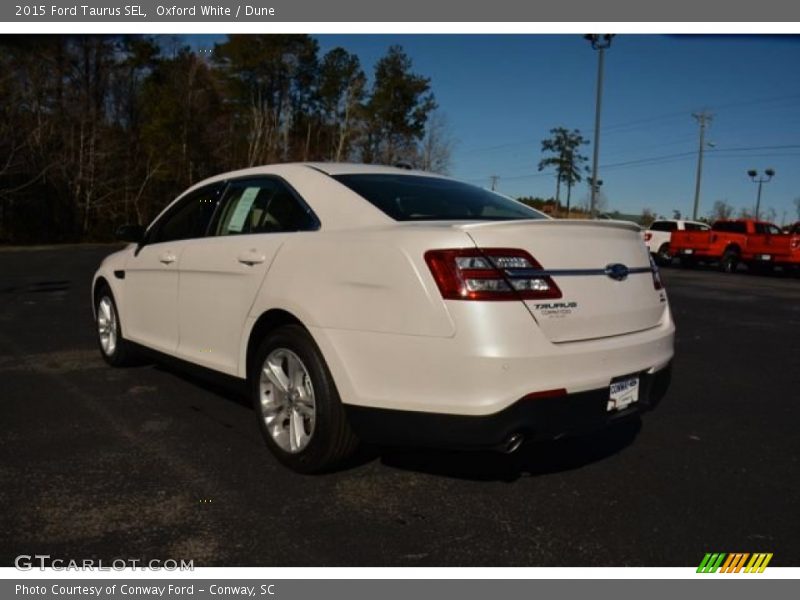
[724,243,741,255]
[244,308,306,382]
[92,276,111,318]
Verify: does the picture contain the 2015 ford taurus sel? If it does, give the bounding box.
[93,163,674,472]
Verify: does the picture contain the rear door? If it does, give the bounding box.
[176,176,320,374]
[123,184,223,354]
[462,220,667,343]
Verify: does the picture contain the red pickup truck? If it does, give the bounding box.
[669,219,787,273]
[747,221,800,271]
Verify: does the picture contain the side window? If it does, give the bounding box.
[713,222,745,233]
[756,223,781,235]
[213,178,318,236]
[685,223,707,231]
[149,184,223,244]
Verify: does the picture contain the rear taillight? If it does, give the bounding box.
[649,254,663,290]
[644,232,652,241]
[424,248,562,301]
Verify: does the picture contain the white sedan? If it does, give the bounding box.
[93,163,675,472]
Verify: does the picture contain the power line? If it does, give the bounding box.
[464,144,800,185]
[455,92,800,157]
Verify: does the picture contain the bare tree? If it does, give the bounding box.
[418,111,455,174]
[709,200,734,221]
[641,207,657,227]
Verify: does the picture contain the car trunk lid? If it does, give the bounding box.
[459,220,667,342]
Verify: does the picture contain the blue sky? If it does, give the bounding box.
[192,34,800,223]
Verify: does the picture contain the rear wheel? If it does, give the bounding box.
[719,249,740,274]
[654,243,672,267]
[95,287,136,366]
[251,324,358,473]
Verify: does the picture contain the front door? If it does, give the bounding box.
[123,184,223,354]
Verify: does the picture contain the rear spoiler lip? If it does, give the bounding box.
[455,219,643,233]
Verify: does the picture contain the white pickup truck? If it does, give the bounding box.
[644,219,710,266]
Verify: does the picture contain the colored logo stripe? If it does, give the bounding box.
[745,553,773,573]
[697,553,773,573]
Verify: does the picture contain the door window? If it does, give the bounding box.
[148,184,223,244]
[212,178,318,236]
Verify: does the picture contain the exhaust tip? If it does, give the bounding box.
[501,433,525,454]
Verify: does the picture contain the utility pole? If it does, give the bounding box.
[489,175,499,191]
[585,34,614,219]
[692,111,712,221]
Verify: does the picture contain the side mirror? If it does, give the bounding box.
[115,224,146,243]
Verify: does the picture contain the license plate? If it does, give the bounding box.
[759,254,772,261]
[682,249,694,255]
[607,376,640,412]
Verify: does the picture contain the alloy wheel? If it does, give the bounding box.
[258,348,316,453]
[97,297,118,356]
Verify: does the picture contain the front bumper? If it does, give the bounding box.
[346,363,671,450]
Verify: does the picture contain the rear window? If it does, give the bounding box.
[332,174,546,222]
[712,221,747,234]
[650,221,677,232]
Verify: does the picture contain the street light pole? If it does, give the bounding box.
[585,34,614,219]
[747,168,775,220]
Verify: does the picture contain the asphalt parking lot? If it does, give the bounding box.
[1,245,798,567]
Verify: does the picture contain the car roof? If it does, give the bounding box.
[186,162,451,192]
[303,162,449,178]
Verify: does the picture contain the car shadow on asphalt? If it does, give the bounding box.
[372,418,642,482]
[136,353,643,480]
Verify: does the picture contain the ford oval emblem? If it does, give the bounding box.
[605,263,629,281]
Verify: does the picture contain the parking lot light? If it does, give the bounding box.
[748,168,775,221]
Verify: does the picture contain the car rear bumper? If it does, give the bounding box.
[671,248,716,259]
[310,301,675,416]
[346,363,671,449]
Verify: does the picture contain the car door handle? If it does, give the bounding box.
[159,251,177,265]
[238,250,266,266]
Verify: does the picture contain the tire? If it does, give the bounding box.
[654,243,672,267]
[719,249,740,274]
[94,286,137,367]
[251,324,358,473]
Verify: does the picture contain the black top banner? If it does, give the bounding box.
[3,0,800,22]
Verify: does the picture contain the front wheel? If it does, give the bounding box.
[251,325,358,473]
[95,287,137,366]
